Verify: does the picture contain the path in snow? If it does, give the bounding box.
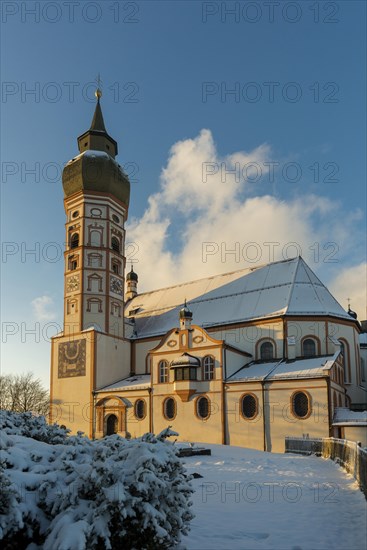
[181,444,366,550]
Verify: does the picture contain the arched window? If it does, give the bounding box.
[260,341,274,361]
[203,356,215,380]
[106,414,118,436]
[159,360,169,383]
[303,338,316,357]
[163,397,176,420]
[111,236,120,253]
[135,399,146,420]
[292,391,311,419]
[196,396,210,420]
[70,233,79,249]
[339,339,351,384]
[241,393,258,420]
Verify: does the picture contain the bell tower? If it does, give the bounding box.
[50,90,132,436]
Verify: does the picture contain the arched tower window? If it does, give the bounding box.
[302,338,316,357]
[70,233,79,249]
[260,341,274,361]
[111,236,120,253]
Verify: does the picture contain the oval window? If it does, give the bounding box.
[90,208,102,218]
[135,399,146,420]
[72,210,79,219]
[196,396,210,420]
[241,394,258,419]
[112,214,120,224]
[164,397,176,420]
[292,391,310,419]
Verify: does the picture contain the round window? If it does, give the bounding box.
[164,398,176,420]
[112,214,120,224]
[241,394,258,419]
[72,210,79,219]
[135,399,146,420]
[292,392,310,418]
[196,396,210,420]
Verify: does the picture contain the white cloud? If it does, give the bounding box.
[328,263,367,321]
[31,295,56,321]
[127,129,363,300]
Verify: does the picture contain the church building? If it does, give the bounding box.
[50,94,367,453]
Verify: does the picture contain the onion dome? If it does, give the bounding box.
[348,307,357,319]
[126,265,138,282]
[179,299,193,320]
[62,89,130,208]
[171,353,200,367]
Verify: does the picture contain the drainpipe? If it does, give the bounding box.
[261,359,283,453]
[92,390,96,440]
[148,387,153,433]
[261,380,266,451]
[222,347,227,445]
[326,376,332,436]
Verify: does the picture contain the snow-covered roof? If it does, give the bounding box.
[171,353,201,367]
[97,375,151,392]
[332,407,367,426]
[125,257,352,339]
[227,355,335,382]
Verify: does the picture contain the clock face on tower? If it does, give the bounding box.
[66,275,79,292]
[110,276,123,295]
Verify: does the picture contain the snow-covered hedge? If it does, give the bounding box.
[0,411,194,549]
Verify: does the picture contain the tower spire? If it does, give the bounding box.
[77,82,118,158]
[90,94,107,132]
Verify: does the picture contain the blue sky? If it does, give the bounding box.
[1,0,366,388]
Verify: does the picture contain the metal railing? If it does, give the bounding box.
[285,436,322,456]
[285,436,367,498]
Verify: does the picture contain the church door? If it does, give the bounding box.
[106,414,118,435]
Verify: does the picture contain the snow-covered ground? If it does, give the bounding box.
[181,444,367,550]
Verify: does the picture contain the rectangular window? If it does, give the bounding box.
[159,361,169,383]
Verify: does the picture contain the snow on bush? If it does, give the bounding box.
[0,411,194,549]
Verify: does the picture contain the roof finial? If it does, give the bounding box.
[95,73,102,100]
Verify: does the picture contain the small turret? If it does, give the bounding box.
[179,299,193,329]
[126,265,138,301]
